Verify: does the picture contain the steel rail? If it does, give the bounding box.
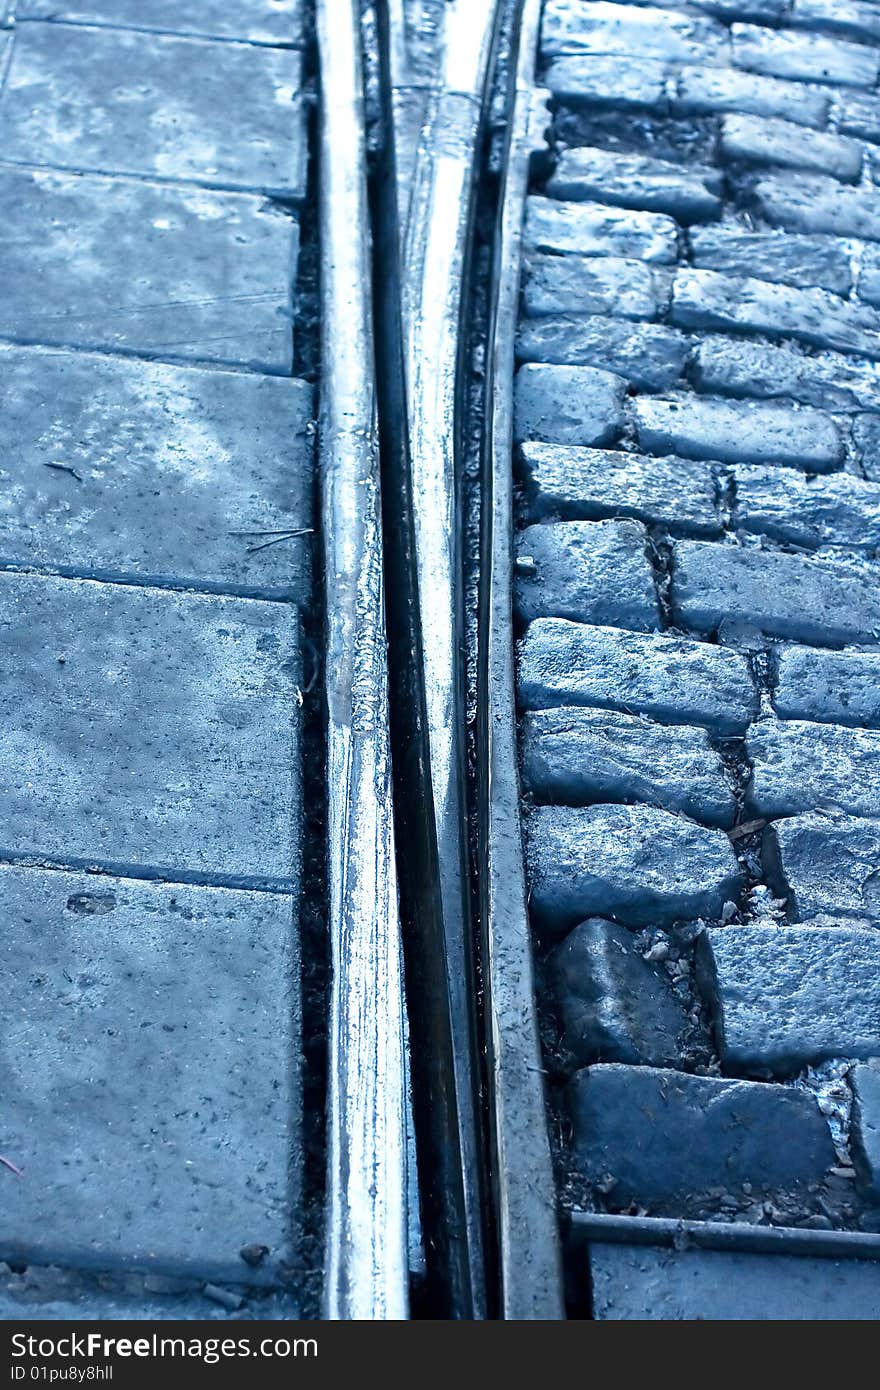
[476,0,565,1320]
[317,0,409,1322]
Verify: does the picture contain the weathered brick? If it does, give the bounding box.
[518,442,720,534]
[551,918,687,1067]
[544,54,668,110]
[671,266,880,360]
[695,0,790,18]
[720,113,862,182]
[518,618,757,731]
[747,718,880,818]
[854,413,880,479]
[756,173,880,244]
[634,394,844,470]
[514,363,627,445]
[763,812,880,921]
[731,21,879,87]
[527,803,742,933]
[548,147,722,223]
[523,252,660,320]
[514,520,659,629]
[673,64,829,128]
[688,225,852,295]
[699,923,880,1072]
[517,316,689,390]
[774,645,880,727]
[522,706,736,826]
[693,337,880,413]
[857,246,880,309]
[524,195,678,263]
[542,1,727,61]
[851,1062,880,1199]
[15,0,305,44]
[733,465,880,549]
[671,539,880,645]
[570,1065,835,1205]
[790,0,880,45]
[838,90,880,143]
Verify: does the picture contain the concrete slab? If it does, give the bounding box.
[0,24,307,198]
[0,167,296,372]
[0,345,313,598]
[0,864,299,1284]
[16,3,304,46]
[0,572,300,885]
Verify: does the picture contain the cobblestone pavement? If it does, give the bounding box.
[0,2,309,1318]
[515,0,880,1307]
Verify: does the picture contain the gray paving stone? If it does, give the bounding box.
[551,918,687,1067]
[733,465,880,549]
[673,64,829,128]
[671,539,880,645]
[755,173,880,244]
[548,147,722,224]
[698,923,880,1071]
[514,363,627,445]
[0,864,299,1282]
[688,225,852,295]
[542,1,727,61]
[570,1065,835,1205]
[0,345,313,598]
[774,645,880,727]
[524,195,679,263]
[590,1245,880,1320]
[854,413,880,479]
[522,252,660,321]
[16,1,304,44]
[731,21,878,87]
[0,168,296,372]
[720,113,863,182]
[634,394,844,470]
[514,519,660,629]
[763,812,880,921]
[0,24,306,198]
[544,54,669,110]
[857,246,880,309]
[518,442,721,534]
[522,706,736,826]
[0,572,300,884]
[671,266,880,360]
[518,617,758,733]
[693,337,880,413]
[791,0,880,44]
[516,315,688,390]
[839,90,880,143]
[851,1062,880,1199]
[527,803,742,933]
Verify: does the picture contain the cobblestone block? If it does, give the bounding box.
[527,803,742,933]
[551,918,688,1067]
[790,0,880,45]
[548,147,722,223]
[693,337,880,412]
[747,718,880,818]
[688,225,852,294]
[671,539,880,645]
[514,363,627,445]
[731,21,879,87]
[763,812,880,921]
[542,1,727,61]
[695,0,790,16]
[0,864,300,1282]
[16,1,305,44]
[569,1065,835,1205]
[517,316,689,390]
[0,169,296,372]
[673,64,829,127]
[525,195,679,263]
[634,394,843,470]
[838,91,880,143]
[755,173,880,243]
[671,266,880,360]
[514,520,660,629]
[518,617,758,732]
[854,413,880,478]
[774,645,880,727]
[544,54,668,110]
[0,24,306,198]
[851,1062,880,1199]
[857,246,880,309]
[0,345,313,598]
[522,706,736,826]
[733,465,880,549]
[0,572,300,884]
[523,252,660,320]
[698,923,880,1071]
[720,113,862,182]
[519,442,721,534]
